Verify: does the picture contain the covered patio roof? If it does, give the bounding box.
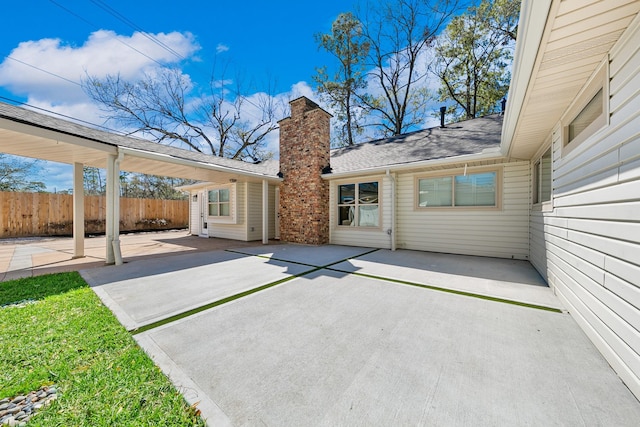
[0,101,281,263]
[0,102,281,183]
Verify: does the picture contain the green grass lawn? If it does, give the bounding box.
[0,272,204,426]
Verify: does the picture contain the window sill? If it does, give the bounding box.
[531,201,553,212]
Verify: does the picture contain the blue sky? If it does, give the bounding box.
[0,0,462,191]
[1,0,353,100]
[1,0,361,191]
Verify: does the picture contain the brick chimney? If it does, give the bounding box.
[278,97,332,245]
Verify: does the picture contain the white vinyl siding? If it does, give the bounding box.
[330,175,392,248]
[531,19,640,398]
[207,182,246,240]
[396,162,530,259]
[246,182,276,241]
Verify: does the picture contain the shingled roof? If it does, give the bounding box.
[0,102,279,177]
[329,114,503,174]
[1,102,504,179]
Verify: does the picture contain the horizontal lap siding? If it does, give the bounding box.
[395,162,530,259]
[208,182,247,241]
[529,211,547,274]
[535,20,640,398]
[246,182,276,241]
[330,175,392,249]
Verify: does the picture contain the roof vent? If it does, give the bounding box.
[440,106,447,128]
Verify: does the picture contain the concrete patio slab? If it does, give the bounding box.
[0,230,270,281]
[230,244,376,267]
[136,268,640,426]
[331,249,561,310]
[82,248,314,331]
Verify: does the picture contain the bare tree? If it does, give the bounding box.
[357,0,459,136]
[0,154,45,192]
[83,66,281,161]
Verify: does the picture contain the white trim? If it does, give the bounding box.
[324,150,503,180]
[72,162,85,259]
[0,117,118,154]
[275,187,281,240]
[560,57,610,157]
[262,180,269,244]
[198,190,209,237]
[119,146,283,182]
[386,169,396,251]
[205,184,237,224]
[336,179,382,229]
[500,0,554,157]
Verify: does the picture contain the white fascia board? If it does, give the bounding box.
[500,0,553,157]
[0,117,118,154]
[118,146,282,183]
[322,149,504,180]
[175,182,212,192]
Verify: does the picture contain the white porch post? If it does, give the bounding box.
[72,162,85,258]
[105,153,123,265]
[262,179,269,244]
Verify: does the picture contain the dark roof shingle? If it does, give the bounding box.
[329,114,503,174]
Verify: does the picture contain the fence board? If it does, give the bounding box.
[0,192,188,238]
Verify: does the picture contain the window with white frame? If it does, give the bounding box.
[417,170,499,208]
[563,59,608,153]
[208,188,230,217]
[568,89,603,143]
[533,148,552,204]
[338,181,379,227]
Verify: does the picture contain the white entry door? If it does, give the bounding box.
[198,190,208,237]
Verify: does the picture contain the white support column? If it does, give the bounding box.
[262,179,269,244]
[72,162,85,258]
[105,153,123,265]
[105,154,116,264]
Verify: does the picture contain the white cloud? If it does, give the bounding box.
[0,30,326,165]
[42,162,73,193]
[0,30,200,123]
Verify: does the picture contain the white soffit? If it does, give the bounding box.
[507,0,640,160]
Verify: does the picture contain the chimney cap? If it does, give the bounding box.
[288,96,333,118]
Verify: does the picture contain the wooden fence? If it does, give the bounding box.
[0,192,189,238]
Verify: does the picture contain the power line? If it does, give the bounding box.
[5,56,81,87]
[0,95,128,135]
[3,0,277,136]
[50,0,271,115]
[47,0,172,69]
[89,0,187,62]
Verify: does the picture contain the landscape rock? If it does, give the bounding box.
[0,386,57,425]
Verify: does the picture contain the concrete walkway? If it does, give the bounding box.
[79,244,640,426]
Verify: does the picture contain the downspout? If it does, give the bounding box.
[386,169,396,251]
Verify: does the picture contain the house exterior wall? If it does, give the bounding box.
[530,19,640,398]
[329,174,393,249]
[185,182,278,241]
[206,182,247,241]
[395,162,531,259]
[246,182,276,241]
[278,97,331,245]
